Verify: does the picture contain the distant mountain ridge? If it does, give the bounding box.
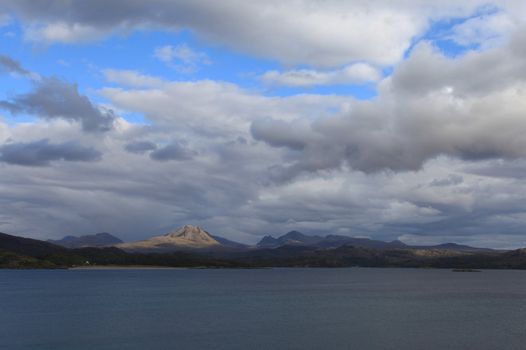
[416,242,493,252]
[1,230,525,270]
[48,232,123,248]
[41,225,493,253]
[114,225,490,253]
[257,231,408,250]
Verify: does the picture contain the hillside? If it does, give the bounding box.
[0,249,58,269]
[0,232,68,258]
[48,232,123,248]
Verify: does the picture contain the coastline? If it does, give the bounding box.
[69,265,189,270]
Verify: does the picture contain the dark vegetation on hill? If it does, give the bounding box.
[231,245,526,269]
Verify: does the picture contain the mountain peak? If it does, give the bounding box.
[257,235,279,247]
[117,224,221,251]
[165,225,215,242]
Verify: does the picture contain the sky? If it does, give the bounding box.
[1,1,526,248]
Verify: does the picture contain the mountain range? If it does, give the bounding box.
[45,225,492,253]
[256,231,494,252]
[2,229,526,270]
[256,231,408,250]
[48,232,123,248]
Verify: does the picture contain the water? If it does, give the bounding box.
[1,268,525,350]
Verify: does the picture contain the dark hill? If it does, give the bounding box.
[420,242,493,252]
[210,235,248,249]
[48,232,123,248]
[0,232,67,258]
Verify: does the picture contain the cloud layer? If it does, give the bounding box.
[1,2,526,249]
[1,0,504,66]
[252,38,526,175]
[0,139,101,166]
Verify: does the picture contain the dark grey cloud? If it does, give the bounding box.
[0,139,102,166]
[0,77,115,132]
[430,174,464,187]
[464,160,526,179]
[0,54,31,76]
[253,104,526,177]
[150,141,195,161]
[251,119,310,150]
[390,35,526,97]
[124,140,157,154]
[250,35,526,178]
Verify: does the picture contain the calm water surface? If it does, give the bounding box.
[1,268,526,350]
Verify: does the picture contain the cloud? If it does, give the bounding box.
[124,140,157,154]
[261,63,381,87]
[0,13,7,23]
[448,10,515,49]
[0,0,499,67]
[2,68,526,248]
[154,44,210,73]
[0,54,30,76]
[250,33,526,176]
[251,118,312,150]
[0,139,102,166]
[464,160,526,179]
[0,77,115,132]
[26,22,103,43]
[3,3,526,248]
[150,141,195,161]
[104,69,165,88]
[389,38,526,97]
[100,78,350,140]
[430,174,464,187]
[0,54,39,80]
[154,44,208,65]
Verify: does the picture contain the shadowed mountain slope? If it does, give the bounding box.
[257,231,408,250]
[48,232,123,248]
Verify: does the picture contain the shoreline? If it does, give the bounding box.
[69,265,189,270]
